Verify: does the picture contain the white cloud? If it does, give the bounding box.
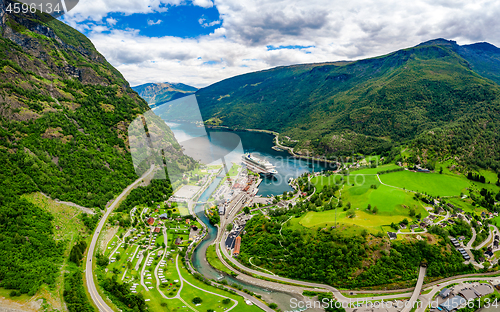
[69,0,500,88]
[192,0,213,8]
[90,25,110,33]
[106,17,118,26]
[198,16,221,28]
[147,19,163,26]
[63,0,171,23]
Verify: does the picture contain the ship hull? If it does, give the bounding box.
[241,155,277,176]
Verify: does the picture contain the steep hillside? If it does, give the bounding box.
[455,42,500,85]
[194,39,500,170]
[132,82,197,107]
[0,2,190,208]
[0,0,191,303]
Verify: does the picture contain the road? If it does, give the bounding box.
[85,165,155,312]
[215,232,431,304]
[141,247,160,292]
[401,266,426,312]
[466,227,477,248]
[476,225,498,250]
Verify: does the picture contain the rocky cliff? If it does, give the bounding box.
[132,82,197,107]
[0,0,192,208]
[0,0,5,30]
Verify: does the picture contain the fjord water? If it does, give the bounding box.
[167,122,332,196]
[167,121,330,311]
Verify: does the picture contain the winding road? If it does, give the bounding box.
[215,230,428,303]
[475,225,498,250]
[85,165,155,312]
[466,227,477,249]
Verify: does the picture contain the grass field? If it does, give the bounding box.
[311,175,343,192]
[206,245,233,275]
[492,216,500,228]
[105,242,139,279]
[18,192,93,311]
[477,170,500,185]
[379,170,471,196]
[447,197,488,217]
[172,202,190,216]
[297,203,421,234]
[306,175,427,233]
[351,164,401,175]
[227,164,241,177]
[312,173,382,192]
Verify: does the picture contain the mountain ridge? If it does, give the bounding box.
[132,82,197,107]
[191,38,500,170]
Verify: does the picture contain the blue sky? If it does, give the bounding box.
[80,5,221,38]
[62,0,500,88]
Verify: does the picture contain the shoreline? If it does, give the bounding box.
[206,125,340,167]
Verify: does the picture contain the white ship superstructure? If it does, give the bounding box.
[242,154,278,175]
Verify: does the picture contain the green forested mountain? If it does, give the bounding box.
[0,0,189,300]
[195,39,500,170]
[132,82,197,108]
[0,3,189,208]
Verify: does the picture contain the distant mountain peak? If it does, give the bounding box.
[132,82,197,107]
[462,42,500,54]
[416,38,458,48]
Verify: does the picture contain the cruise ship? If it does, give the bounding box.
[242,154,278,175]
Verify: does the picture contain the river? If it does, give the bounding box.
[167,121,330,311]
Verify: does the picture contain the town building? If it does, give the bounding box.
[159,213,169,219]
[440,287,451,298]
[440,296,466,311]
[233,236,242,257]
[459,289,477,301]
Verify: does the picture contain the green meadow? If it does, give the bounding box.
[297,206,420,234]
[379,170,471,196]
[310,174,343,192]
[306,165,498,234]
[350,164,401,175]
[446,197,488,216]
[306,174,427,233]
[492,216,500,228]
